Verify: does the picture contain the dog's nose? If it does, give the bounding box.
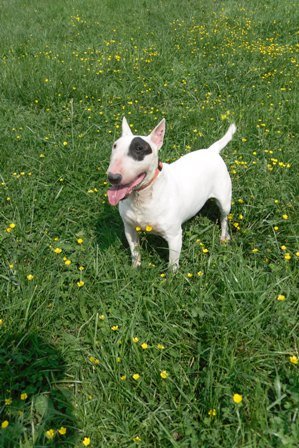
[107,172,122,185]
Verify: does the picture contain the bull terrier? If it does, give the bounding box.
[107,117,236,270]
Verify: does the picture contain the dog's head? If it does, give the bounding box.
[107,117,165,206]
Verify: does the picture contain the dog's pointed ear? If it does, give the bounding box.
[122,116,133,137]
[149,118,166,150]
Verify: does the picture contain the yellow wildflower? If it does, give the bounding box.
[208,409,217,417]
[45,429,55,440]
[277,294,286,301]
[82,437,91,446]
[141,342,148,349]
[145,225,152,232]
[5,398,12,406]
[27,274,34,281]
[111,325,119,331]
[77,280,85,287]
[132,373,140,381]
[1,420,9,429]
[160,370,169,379]
[289,355,298,365]
[232,393,243,404]
[133,436,141,443]
[58,427,67,435]
[284,253,291,261]
[132,337,139,343]
[282,214,288,220]
[54,247,62,254]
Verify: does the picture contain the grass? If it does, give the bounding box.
[0,0,298,446]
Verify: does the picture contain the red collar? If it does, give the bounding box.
[135,161,163,192]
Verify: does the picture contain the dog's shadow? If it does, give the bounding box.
[95,199,221,264]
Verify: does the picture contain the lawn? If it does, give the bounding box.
[0,0,298,446]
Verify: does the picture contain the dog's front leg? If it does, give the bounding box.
[166,229,182,272]
[124,222,141,268]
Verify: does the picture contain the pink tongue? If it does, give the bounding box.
[107,173,145,206]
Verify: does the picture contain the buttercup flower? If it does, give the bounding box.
[77,238,84,245]
[20,393,28,400]
[132,373,140,380]
[58,426,67,435]
[45,429,55,439]
[82,437,91,446]
[54,247,62,254]
[27,274,34,281]
[141,342,148,349]
[1,420,9,429]
[208,409,217,417]
[289,355,298,365]
[160,370,169,379]
[277,294,286,301]
[111,325,119,331]
[145,225,152,232]
[132,337,139,343]
[133,436,141,443]
[5,398,12,406]
[233,393,243,404]
[77,280,85,287]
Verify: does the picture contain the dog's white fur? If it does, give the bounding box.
[107,118,236,270]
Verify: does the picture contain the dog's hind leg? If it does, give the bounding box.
[124,222,142,268]
[215,197,231,242]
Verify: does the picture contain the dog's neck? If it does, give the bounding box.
[135,161,163,193]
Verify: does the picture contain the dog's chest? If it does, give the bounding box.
[119,194,165,233]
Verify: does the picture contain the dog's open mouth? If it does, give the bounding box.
[107,173,146,206]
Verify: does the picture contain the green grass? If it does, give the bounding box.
[0,0,298,446]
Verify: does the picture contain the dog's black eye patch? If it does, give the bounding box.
[128,137,152,161]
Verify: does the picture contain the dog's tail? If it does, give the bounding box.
[208,123,237,154]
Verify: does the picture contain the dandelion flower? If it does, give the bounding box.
[233,393,243,404]
[289,355,298,365]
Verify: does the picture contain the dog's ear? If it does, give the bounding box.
[122,116,133,137]
[149,118,166,150]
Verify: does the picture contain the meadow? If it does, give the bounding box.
[0,0,298,446]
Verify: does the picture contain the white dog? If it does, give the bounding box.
[107,117,236,270]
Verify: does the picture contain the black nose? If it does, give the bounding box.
[107,172,122,185]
